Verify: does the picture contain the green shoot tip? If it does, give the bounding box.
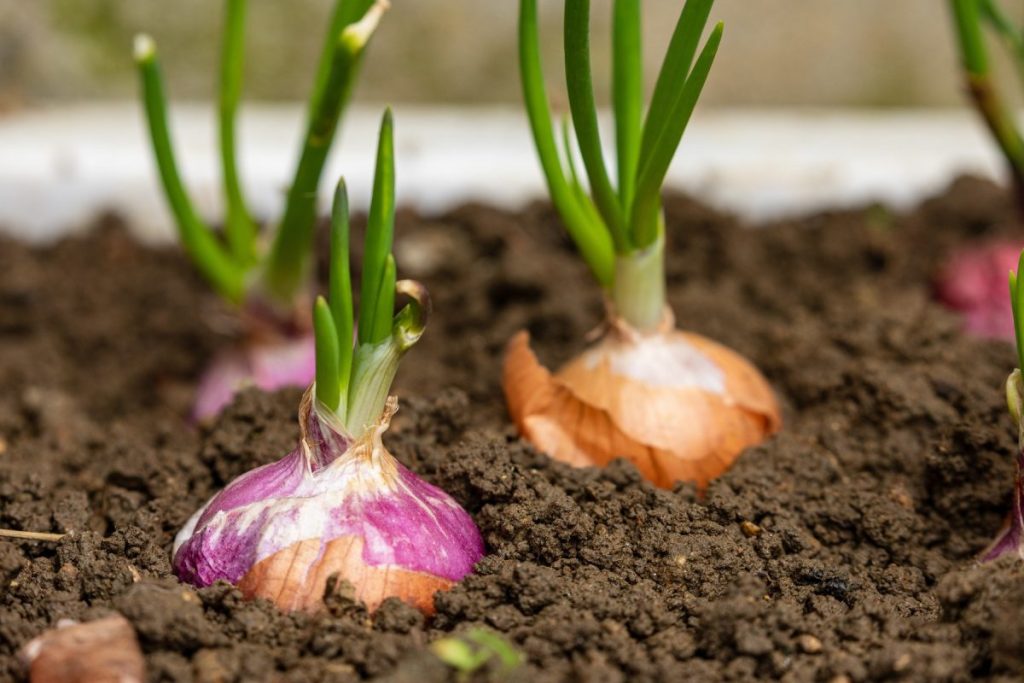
[133,33,156,62]
[340,0,389,53]
[393,279,430,350]
[313,295,341,412]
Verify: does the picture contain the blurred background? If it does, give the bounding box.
[0,0,1021,240]
[0,0,1015,109]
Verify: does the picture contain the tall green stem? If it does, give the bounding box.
[360,109,396,345]
[951,0,1024,211]
[314,296,341,411]
[219,0,257,265]
[565,0,627,249]
[263,0,385,304]
[612,0,643,219]
[329,179,355,418]
[518,0,615,287]
[134,35,245,302]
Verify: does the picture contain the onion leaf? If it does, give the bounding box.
[612,0,643,216]
[134,35,246,303]
[219,0,257,265]
[264,0,385,303]
[360,109,396,345]
[329,179,355,407]
[565,0,626,249]
[1013,251,1024,371]
[632,21,722,248]
[638,0,714,172]
[314,296,341,412]
[518,0,615,286]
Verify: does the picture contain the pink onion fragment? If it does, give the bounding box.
[193,334,316,421]
[935,239,1024,340]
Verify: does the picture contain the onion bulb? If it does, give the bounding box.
[175,111,485,614]
[503,311,781,489]
[173,392,484,614]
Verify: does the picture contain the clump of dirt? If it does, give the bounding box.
[2,177,1024,682]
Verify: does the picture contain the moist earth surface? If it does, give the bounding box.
[1,178,1024,682]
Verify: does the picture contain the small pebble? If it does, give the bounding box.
[193,649,230,683]
[893,653,911,672]
[889,485,914,510]
[797,634,822,654]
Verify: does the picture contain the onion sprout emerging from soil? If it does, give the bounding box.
[981,249,1024,561]
[506,0,780,489]
[937,1,1024,341]
[431,629,523,680]
[133,0,387,419]
[172,112,484,615]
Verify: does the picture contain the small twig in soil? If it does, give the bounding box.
[0,529,66,542]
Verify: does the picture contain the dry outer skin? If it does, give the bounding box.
[20,614,145,683]
[1,178,1024,681]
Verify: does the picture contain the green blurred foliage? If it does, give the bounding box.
[3,0,1024,109]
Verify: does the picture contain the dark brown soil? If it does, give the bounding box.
[2,177,1024,682]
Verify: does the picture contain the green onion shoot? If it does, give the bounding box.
[504,0,781,489]
[133,0,388,419]
[172,110,484,615]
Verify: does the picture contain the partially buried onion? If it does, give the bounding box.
[175,112,484,613]
[504,310,781,489]
[512,1,778,489]
[174,392,483,614]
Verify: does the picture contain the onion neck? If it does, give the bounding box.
[344,339,403,439]
[612,231,666,334]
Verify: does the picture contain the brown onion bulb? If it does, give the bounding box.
[503,315,781,489]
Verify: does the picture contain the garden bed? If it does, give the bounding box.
[1,176,1023,682]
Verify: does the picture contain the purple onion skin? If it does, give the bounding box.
[193,334,316,421]
[172,398,484,591]
[981,450,1024,562]
[935,240,1024,341]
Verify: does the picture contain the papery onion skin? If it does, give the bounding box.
[193,334,316,421]
[935,239,1024,340]
[20,616,145,683]
[503,323,781,489]
[173,396,484,614]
